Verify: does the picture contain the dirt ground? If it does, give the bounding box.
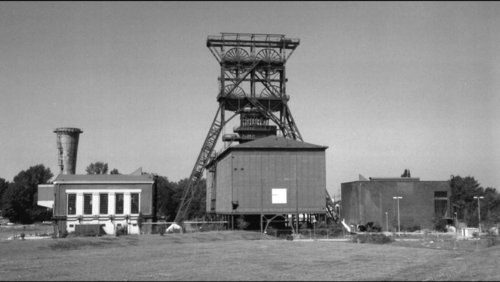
[0,229,499,281]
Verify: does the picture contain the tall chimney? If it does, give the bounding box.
[54,127,83,175]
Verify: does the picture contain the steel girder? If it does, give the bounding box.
[174,33,303,225]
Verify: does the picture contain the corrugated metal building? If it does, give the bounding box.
[206,135,328,229]
[39,174,156,235]
[341,176,451,231]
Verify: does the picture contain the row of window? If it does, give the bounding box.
[67,193,139,215]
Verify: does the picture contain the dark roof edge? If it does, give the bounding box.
[208,145,328,167]
[341,179,451,185]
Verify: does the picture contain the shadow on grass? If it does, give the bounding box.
[47,236,140,251]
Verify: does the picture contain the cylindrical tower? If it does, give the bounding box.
[54,127,83,175]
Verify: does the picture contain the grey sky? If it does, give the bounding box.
[1,2,499,196]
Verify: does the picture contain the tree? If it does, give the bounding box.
[450,175,482,226]
[155,176,182,221]
[154,176,206,222]
[482,187,500,227]
[450,175,500,228]
[0,178,9,212]
[2,183,33,223]
[187,178,206,220]
[110,168,120,175]
[1,164,53,223]
[85,162,109,174]
[171,178,206,221]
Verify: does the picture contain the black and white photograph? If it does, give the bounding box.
[0,1,499,281]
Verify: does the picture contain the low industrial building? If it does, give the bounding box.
[206,135,328,231]
[37,127,157,236]
[341,174,451,231]
[38,173,157,235]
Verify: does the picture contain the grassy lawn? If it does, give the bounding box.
[0,228,499,281]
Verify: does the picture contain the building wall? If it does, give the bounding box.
[341,180,451,230]
[216,153,234,213]
[214,150,326,214]
[206,168,216,213]
[37,184,55,208]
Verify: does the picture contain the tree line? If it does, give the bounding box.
[0,163,499,228]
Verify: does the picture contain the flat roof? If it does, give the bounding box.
[233,135,328,150]
[369,177,421,182]
[53,174,154,184]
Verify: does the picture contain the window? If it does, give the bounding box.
[115,193,124,214]
[99,194,108,214]
[131,193,139,214]
[68,194,76,215]
[83,194,93,215]
[434,191,449,217]
[272,188,287,204]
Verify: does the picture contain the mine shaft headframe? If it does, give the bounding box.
[206,33,300,64]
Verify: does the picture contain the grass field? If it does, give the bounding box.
[0,226,499,281]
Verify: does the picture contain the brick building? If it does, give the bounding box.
[341,175,451,231]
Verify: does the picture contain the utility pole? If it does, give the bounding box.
[393,196,403,235]
[385,211,389,232]
[473,196,484,233]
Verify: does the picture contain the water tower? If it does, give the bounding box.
[54,127,83,175]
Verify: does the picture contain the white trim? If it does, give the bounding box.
[109,193,116,216]
[65,189,142,194]
[92,193,99,215]
[66,190,141,216]
[124,192,131,215]
[76,193,83,215]
[38,200,53,209]
[54,180,153,184]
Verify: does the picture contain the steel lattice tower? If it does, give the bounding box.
[174,33,303,224]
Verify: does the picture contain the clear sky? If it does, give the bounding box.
[1,1,499,197]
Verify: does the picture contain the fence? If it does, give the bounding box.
[264,227,349,239]
[262,227,480,241]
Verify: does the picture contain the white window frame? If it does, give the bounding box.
[65,189,141,216]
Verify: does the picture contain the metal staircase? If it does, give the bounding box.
[173,108,223,223]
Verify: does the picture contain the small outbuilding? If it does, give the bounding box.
[206,135,328,231]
